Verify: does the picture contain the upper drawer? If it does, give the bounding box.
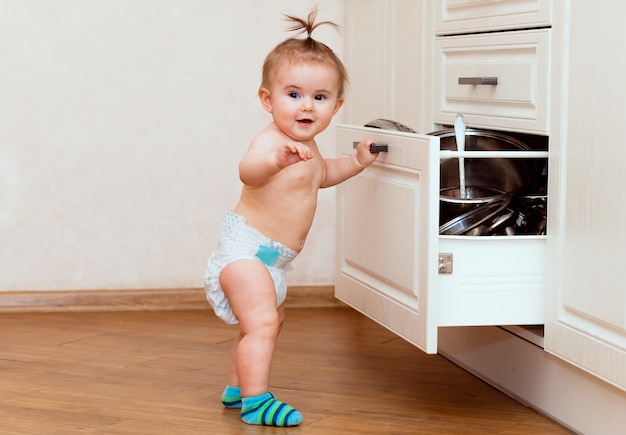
[435,0,552,35]
[433,29,550,135]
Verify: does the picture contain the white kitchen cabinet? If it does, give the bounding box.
[343,0,430,134]
[340,0,626,393]
[544,1,626,392]
[336,125,546,353]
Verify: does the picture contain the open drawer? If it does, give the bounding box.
[335,125,546,354]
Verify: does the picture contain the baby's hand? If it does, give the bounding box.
[354,138,381,167]
[276,141,314,168]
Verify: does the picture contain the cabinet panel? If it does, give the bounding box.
[390,0,428,132]
[343,0,428,133]
[435,0,552,35]
[545,2,626,392]
[438,236,545,326]
[336,125,440,353]
[344,0,389,125]
[344,167,417,292]
[434,29,550,134]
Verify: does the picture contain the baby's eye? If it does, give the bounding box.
[314,94,327,101]
[288,92,300,99]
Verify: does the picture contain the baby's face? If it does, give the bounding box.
[260,61,344,143]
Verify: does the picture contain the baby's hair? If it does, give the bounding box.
[260,7,348,98]
[283,7,339,38]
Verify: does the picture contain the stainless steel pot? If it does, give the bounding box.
[439,197,511,236]
[432,128,542,193]
[430,128,546,233]
[438,186,506,224]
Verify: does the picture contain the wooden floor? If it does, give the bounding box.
[0,307,571,434]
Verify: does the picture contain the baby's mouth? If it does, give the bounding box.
[297,119,313,125]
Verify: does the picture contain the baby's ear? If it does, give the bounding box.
[333,97,345,115]
[258,88,273,113]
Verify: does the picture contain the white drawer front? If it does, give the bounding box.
[438,236,546,327]
[434,29,550,134]
[336,125,441,353]
[436,0,552,35]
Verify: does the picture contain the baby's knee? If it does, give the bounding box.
[241,310,281,339]
[258,314,281,337]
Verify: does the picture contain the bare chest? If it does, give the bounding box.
[280,157,325,189]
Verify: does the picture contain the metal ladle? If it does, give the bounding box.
[454,114,467,198]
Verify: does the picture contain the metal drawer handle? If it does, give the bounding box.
[458,77,498,85]
[353,141,388,153]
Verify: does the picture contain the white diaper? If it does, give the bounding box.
[204,211,298,324]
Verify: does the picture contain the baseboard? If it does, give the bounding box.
[0,286,342,313]
[285,285,345,308]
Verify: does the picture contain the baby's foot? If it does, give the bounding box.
[221,385,242,409]
[241,392,302,426]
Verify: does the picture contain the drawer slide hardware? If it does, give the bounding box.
[438,253,453,274]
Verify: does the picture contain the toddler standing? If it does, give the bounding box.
[204,8,380,427]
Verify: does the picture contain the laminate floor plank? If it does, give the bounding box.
[0,307,571,434]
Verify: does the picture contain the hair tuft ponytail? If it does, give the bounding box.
[283,6,339,39]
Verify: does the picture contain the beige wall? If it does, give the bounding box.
[0,0,345,291]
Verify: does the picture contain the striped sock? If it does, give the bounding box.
[240,392,303,426]
[221,385,242,409]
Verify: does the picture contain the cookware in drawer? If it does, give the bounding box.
[434,29,550,135]
[435,0,552,35]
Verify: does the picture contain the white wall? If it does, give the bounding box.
[0,0,345,291]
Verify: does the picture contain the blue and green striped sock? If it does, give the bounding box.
[221,385,242,409]
[240,392,302,426]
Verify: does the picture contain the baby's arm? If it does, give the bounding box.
[239,138,314,186]
[321,138,379,188]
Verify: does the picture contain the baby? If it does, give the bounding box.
[204,8,379,427]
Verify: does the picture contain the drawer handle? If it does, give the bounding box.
[458,77,498,86]
[353,141,388,153]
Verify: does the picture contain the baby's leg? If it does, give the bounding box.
[220,259,279,396]
[227,331,243,388]
[219,260,302,426]
[222,304,286,408]
[221,332,243,408]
